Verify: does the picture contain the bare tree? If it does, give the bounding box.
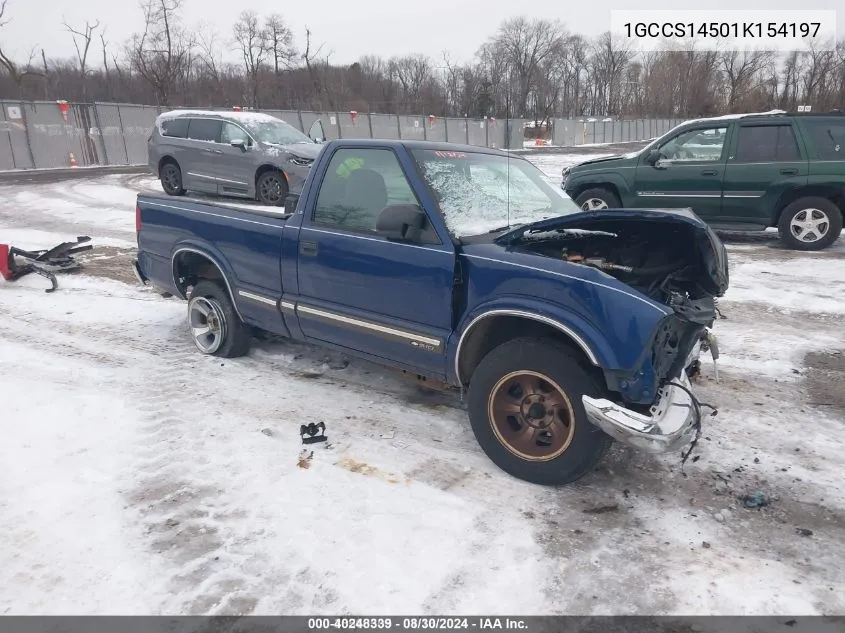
[128,0,194,106]
[0,0,46,92]
[232,10,269,107]
[719,50,773,112]
[483,17,566,116]
[264,13,296,75]
[302,27,329,109]
[62,17,99,99]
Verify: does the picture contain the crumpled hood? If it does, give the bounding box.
[495,208,730,297]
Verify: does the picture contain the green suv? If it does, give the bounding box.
[562,110,845,250]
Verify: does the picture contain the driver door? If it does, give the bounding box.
[294,146,457,378]
[633,124,732,221]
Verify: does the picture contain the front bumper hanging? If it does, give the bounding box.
[582,370,699,454]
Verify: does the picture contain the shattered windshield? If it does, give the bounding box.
[411,149,582,238]
[245,120,311,145]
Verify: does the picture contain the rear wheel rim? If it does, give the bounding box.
[790,208,830,243]
[188,296,226,354]
[259,175,284,203]
[581,198,608,211]
[487,370,576,462]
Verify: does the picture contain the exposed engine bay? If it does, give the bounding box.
[510,217,726,326]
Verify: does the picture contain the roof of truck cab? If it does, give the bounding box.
[326,138,513,156]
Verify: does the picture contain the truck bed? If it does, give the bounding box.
[135,193,292,335]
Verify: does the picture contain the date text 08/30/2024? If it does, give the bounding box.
[307,617,528,630]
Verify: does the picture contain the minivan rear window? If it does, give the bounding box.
[187,118,222,142]
[160,118,189,138]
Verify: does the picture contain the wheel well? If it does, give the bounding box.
[158,155,178,177]
[456,315,602,387]
[774,186,845,226]
[172,250,228,299]
[571,182,622,203]
[255,164,288,188]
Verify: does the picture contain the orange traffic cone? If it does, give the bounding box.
[69,152,78,167]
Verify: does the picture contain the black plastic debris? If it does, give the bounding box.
[300,421,327,445]
[796,528,814,537]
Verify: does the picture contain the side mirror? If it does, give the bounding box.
[230,139,248,152]
[645,149,660,165]
[376,204,427,242]
[308,119,326,144]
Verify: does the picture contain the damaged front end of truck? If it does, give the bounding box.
[495,208,730,455]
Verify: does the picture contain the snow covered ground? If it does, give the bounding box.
[1,158,844,616]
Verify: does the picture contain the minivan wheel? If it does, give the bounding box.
[160,161,186,196]
[777,197,843,251]
[256,170,289,207]
[466,337,613,486]
[574,188,621,211]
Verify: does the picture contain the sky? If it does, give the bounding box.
[0,0,841,66]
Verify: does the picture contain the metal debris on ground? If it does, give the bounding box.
[0,236,92,293]
[300,421,327,444]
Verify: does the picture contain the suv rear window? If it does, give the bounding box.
[803,120,845,160]
[160,118,189,138]
[735,124,800,162]
[187,118,222,142]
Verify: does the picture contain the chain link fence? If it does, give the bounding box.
[0,99,689,171]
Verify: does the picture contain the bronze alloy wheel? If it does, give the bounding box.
[487,370,576,462]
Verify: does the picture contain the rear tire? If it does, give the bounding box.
[160,161,186,196]
[574,187,621,211]
[256,170,289,207]
[187,280,251,358]
[777,197,842,251]
[466,337,613,486]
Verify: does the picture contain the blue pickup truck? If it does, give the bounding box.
[133,138,729,486]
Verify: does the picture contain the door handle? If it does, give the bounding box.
[701,169,718,176]
[299,241,318,256]
[204,147,224,154]
[780,168,798,175]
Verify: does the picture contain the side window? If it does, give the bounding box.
[803,120,845,160]
[734,125,800,162]
[187,118,222,142]
[161,118,189,138]
[658,126,728,162]
[314,148,420,233]
[220,122,249,145]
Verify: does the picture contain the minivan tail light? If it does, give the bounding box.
[136,204,141,234]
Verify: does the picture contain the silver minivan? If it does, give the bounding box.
[147,110,327,206]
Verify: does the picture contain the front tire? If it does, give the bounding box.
[160,161,186,196]
[466,337,613,486]
[777,197,842,251]
[574,187,621,211]
[187,280,251,358]
[256,170,289,207]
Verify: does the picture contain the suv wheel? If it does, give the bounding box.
[777,197,843,251]
[256,170,289,207]
[160,161,186,196]
[574,188,621,211]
